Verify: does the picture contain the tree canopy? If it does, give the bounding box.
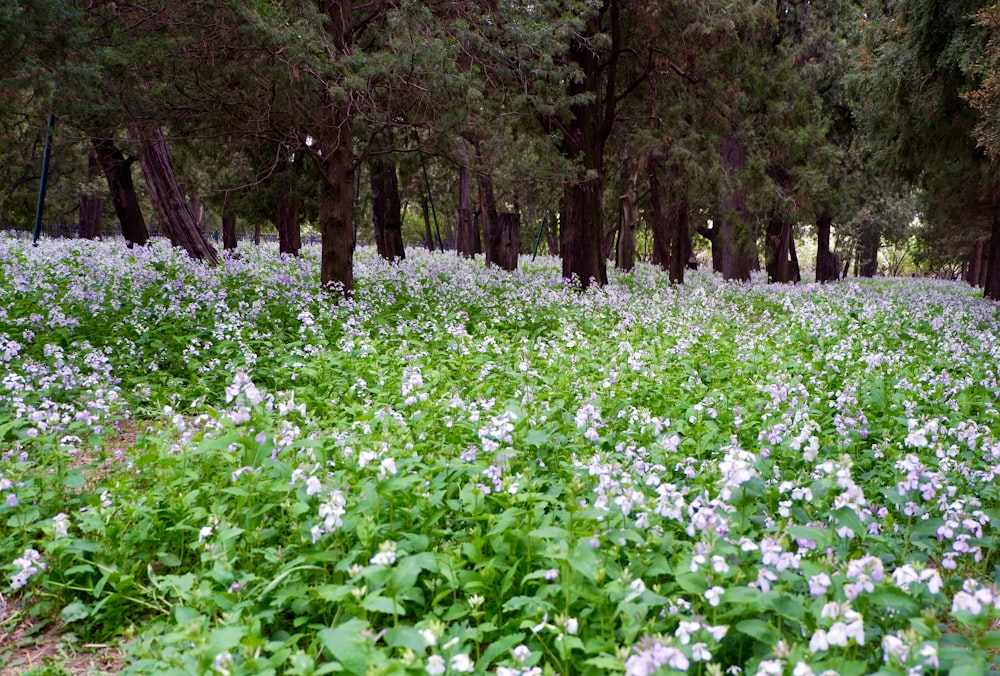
[2,0,1000,295]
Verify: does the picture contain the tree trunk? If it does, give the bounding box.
[765,210,800,283]
[485,212,521,271]
[370,145,404,261]
[277,184,302,256]
[546,214,560,257]
[615,150,638,272]
[421,195,435,251]
[79,150,102,239]
[478,170,499,266]
[705,132,755,282]
[857,225,880,277]
[984,197,1000,300]
[131,124,218,263]
[700,219,754,282]
[456,165,476,258]
[541,2,620,288]
[648,158,670,270]
[254,222,261,245]
[669,197,691,284]
[91,135,148,246]
[222,210,237,251]
[815,213,840,282]
[560,162,607,287]
[318,122,355,295]
[190,195,206,233]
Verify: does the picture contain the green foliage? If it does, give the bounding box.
[3,240,1000,674]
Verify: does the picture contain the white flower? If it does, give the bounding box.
[809,629,829,653]
[450,653,474,673]
[370,541,397,567]
[705,586,725,607]
[420,628,437,647]
[691,642,712,661]
[305,476,323,496]
[882,634,909,663]
[52,512,69,538]
[198,526,213,541]
[563,616,579,635]
[512,644,531,662]
[425,654,445,675]
[755,660,783,676]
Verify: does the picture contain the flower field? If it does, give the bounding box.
[2,234,1000,675]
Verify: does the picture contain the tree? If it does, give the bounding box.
[857,0,999,296]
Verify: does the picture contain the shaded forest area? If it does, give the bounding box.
[2,0,999,296]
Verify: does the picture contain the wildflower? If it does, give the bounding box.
[214,651,234,676]
[808,572,831,596]
[544,568,559,581]
[705,586,725,607]
[52,512,69,538]
[755,660,783,676]
[512,644,531,662]
[370,541,397,566]
[450,653,474,673]
[198,526,213,541]
[425,655,445,675]
[9,548,45,590]
[305,475,323,496]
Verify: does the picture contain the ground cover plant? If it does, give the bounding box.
[1,234,1000,675]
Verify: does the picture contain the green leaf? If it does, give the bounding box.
[832,506,867,537]
[867,586,920,614]
[736,619,778,644]
[977,631,1000,650]
[477,632,526,669]
[317,619,370,675]
[361,593,406,615]
[60,601,91,624]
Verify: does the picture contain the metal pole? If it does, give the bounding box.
[532,212,548,261]
[32,102,56,246]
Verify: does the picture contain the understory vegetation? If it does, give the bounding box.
[2,235,1000,675]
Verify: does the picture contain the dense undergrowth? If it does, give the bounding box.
[2,235,1000,675]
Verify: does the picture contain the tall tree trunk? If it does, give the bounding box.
[700,219,754,282]
[668,196,691,284]
[487,212,520,271]
[541,2,621,288]
[478,170,500,267]
[648,157,670,270]
[370,155,404,261]
[456,165,476,258]
[421,195,435,251]
[546,213,560,257]
[312,0,357,295]
[318,123,355,294]
[615,149,638,272]
[704,132,755,281]
[189,195,206,233]
[131,124,218,263]
[79,150,102,239]
[984,194,1000,300]
[816,213,839,282]
[560,159,607,286]
[765,210,799,283]
[91,135,148,246]
[857,225,880,277]
[222,210,237,251]
[277,184,302,256]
